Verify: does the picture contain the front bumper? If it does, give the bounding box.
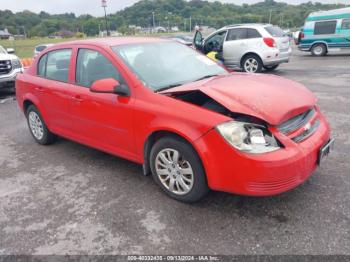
[263,47,292,66]
[194,112,331,196]
[0,68,23,89]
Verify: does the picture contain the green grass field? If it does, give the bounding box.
[0,33,186,59]
[0,38,80,59]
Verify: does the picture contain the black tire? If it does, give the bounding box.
[263,64,279,71]
[26,105,57,145]
[241,54,263,73]
[150,136,209,203]
[311,44,327,56]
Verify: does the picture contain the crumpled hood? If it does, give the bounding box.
[161,73,317,125]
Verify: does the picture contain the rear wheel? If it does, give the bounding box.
[242,54,263,73]
[26,105,57,145]
[150,136,209,203]
[263,64,279,71]
[311,44,327,56]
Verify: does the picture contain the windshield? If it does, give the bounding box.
[0,46,6,54]
[112,41,227,91]
[265,26,286,37]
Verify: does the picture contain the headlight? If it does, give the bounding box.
[216,121,281,154]
[11,59,22,69]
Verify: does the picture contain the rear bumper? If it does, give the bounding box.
[0,68,23,88]
[194,112,331,196]
[263,47,292,66]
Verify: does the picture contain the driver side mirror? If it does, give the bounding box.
[6,48,15,54]
[90,78,130,97]
[193,30,203,50]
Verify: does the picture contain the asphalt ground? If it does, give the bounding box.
[0,46,349,255]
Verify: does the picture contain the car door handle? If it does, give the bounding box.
[72,95,83,102]
[35,87,45,93]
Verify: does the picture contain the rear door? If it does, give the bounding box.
[339,18,350,48]
[265,25,290,52]
[223,28,249,67]
[34,49,75,134]
[69,46,135,157]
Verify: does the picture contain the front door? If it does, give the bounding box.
[69,48,135,158]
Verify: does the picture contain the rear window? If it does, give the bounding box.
[37,49,72,83]
[226,28,247,41]
[341,19,350,30]
[314,21,337,35]
[247,29,261,39]
[265,26,285,37]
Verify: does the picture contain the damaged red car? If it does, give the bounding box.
[16,38,333,202]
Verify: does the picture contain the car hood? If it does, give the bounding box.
[0,53,18,60]
[161,73,317,125]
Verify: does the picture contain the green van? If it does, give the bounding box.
[299,7,350,56]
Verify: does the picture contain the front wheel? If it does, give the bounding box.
[150,136,209,203]
[263,64,279,71]
[242,55,263,73]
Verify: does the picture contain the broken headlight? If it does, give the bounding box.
[216,121,280,154]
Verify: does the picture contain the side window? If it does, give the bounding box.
[76,49,121,87]
[226,28,247,41]
[45,49,72,82]
[37,54,47,77]
[247,28,261,39]
[314,21,337,35]
[341,19,350,30]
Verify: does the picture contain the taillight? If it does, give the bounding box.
[263,37,276,48]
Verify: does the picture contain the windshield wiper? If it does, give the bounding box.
[193,74,219,82]
[155,84,182,93]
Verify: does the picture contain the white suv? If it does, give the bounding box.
[194,24,292,73]
[0,45,23,91]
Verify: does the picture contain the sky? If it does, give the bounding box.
[1,0,350,16]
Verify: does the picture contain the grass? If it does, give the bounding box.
[0,38,80,59]
[0,33,188,59]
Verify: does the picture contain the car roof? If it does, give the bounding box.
[54,37,168,48]
[220,23,272,30]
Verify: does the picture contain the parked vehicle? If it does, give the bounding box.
[34,44,54,58]
[16,38,333,202]
[193,24,292,73]
[0,45,23,91]
[299,7,350,56]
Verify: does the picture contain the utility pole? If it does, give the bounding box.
[269,10,272,24]
[102,0,110,36]
[280,13,284,28]
[189,16,192,32]
[152,11,155,33]
[184,19,186,32]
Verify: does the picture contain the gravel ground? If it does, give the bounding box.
[0,46,349,255]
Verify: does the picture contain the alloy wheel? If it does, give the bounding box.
[155,148,194,195]
[244,58,259,73]
[28,111,44,140]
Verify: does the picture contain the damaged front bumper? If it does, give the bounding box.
[193,112,331,196]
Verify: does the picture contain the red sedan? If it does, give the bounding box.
[16,37,333,202]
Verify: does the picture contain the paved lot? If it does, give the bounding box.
[0,46,349,255]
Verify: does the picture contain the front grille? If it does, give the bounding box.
[278,109,316,135]
[0,60,12,75]
[292,119,320,143]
